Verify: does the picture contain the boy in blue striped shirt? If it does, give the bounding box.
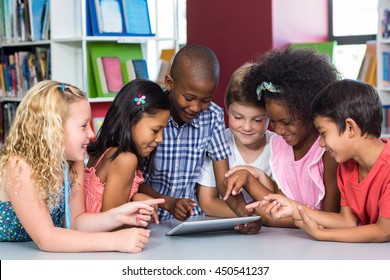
[140,45,258,233]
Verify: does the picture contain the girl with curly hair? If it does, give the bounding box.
[224,47,341,228]
[0,80,163,253]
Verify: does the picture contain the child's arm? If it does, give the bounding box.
[247,194,302,221]
[213,158,246,216]
[71,161,154,231]
[197,184,236,217]
[258,193,368,230]
[296,206,390,242]
[100,152,137,212]
[213,159,261,234]
[225,165,276,192]
[321,152,340,213]
[6,159,160,253]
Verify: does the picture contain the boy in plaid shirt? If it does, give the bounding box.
[140,45,259,233]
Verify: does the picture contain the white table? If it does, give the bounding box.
[1,218,390,260]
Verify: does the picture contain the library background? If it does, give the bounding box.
[0,0,388,143]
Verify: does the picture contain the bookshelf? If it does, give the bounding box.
[0,0,180,142]
[378,0,390,137]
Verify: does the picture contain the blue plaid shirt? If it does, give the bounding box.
[143,102,230,220]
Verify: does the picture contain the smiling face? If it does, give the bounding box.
[266,99,316,150]
[166,75,216,126]
[64,99,94,162]
[228,102,269,149]
[314,116,350,163]
[131,109,170,157]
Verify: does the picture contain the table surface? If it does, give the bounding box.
[1,217,390,260]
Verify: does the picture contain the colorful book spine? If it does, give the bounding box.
[383,52,390,87]
[101,57,124,93]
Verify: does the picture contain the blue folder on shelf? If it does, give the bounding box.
[87,0,154,37]
[122,0,152,35]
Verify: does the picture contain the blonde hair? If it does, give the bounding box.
[0,80,86,210]
[225,62,262,109]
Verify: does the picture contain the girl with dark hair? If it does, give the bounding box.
[84,79,170,223]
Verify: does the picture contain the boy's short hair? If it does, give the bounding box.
[170,44,220,84]
[225,62,265,109]
[311,79,383,137]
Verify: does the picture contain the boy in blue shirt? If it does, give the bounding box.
[140,45,258,233]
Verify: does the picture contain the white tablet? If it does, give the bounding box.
[166,215,261,236]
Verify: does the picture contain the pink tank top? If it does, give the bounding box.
[270,136,325,209]
[84,148,144,213]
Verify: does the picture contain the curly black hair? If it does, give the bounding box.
[243,47,340,122]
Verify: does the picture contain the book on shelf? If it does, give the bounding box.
[131,59,149,79]
[88,41,144,98]
[96,57,109,94]
[160,49,176,62]
[87,0,153,36]
[382,105,390,135]
[23,0,32,41]
[383,52,390,87]
[88,0,126,36]
[122,0,152,35]
[1,0,33,43]
[156,60,170,85]
[35,47,49,79]
[28,0,49,41]
[124,59,149,80]
[0,64,6,97]
[0,47,50,98]
[381,8,390,39]
[100,0,123,33]
[156,48,175,85]
[8,55,18,97]
[2,102,19,140]
[357,41,377,87]
[14,52,24,97]
[40,0,50,40]
[100,57,124,93]
[125,60,137,82]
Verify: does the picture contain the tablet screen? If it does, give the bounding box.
[166,215,261,236]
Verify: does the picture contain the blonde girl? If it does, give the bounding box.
[0,80,163,253]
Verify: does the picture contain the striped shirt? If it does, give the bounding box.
[143,102,230,220]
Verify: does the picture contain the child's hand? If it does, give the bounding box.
[259,194,300,221]
[234,217,262,235]
[223,169,253,200]
[132,193,161,225]
[114,227,151,253]
[245,201,261,216]
[169,198,197,221]
[114,198,165,227]
[294,206,324,240]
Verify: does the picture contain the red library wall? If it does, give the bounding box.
[187,0,328,120]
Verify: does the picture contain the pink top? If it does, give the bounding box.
[84,148,144,213]
[270,135,325,209]
[338,139,390,225]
